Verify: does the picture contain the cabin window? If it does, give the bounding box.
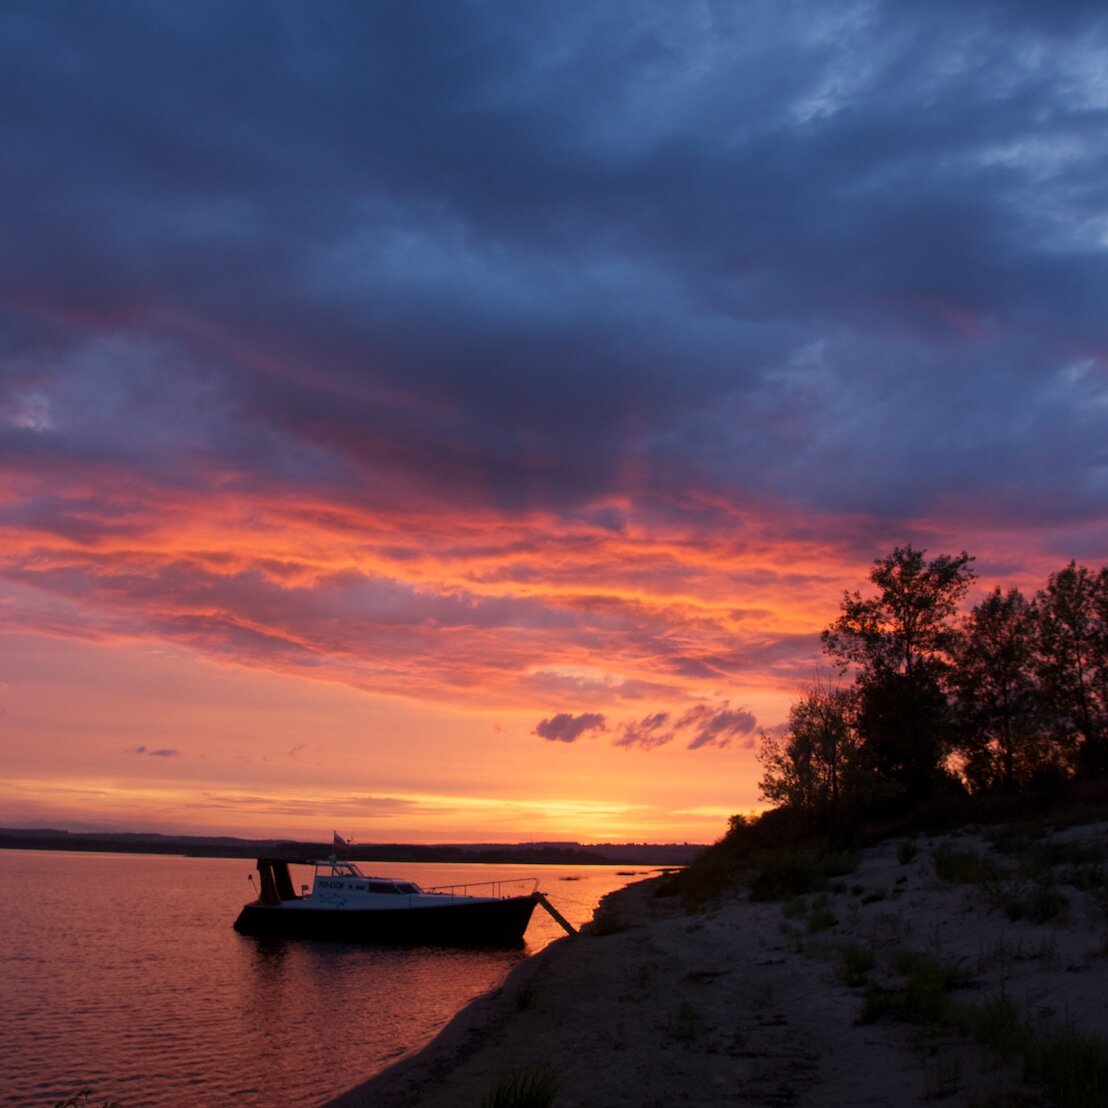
[368,881,401,894]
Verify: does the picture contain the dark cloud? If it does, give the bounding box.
[534,712,607,743]
[1,0,1105,529]
[613,711,673,751]
[615,702,758,751]
[680,704,758,751]
[130,745,179,758]
[2,1,1107,723]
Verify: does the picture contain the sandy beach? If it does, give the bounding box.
[327,821,1108,1107]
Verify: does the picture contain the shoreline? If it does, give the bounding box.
[324,931,577,1108]
[326,821,1108,1107]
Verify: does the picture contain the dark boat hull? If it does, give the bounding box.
[233,893,539,947]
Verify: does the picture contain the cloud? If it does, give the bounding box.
[612,711,673,750]
[533,712,608,743]
[615,702,758,751]
[130,745,179,758]
[3,0,1108,740]
[679,704,758,751]
[3,2,1107,526]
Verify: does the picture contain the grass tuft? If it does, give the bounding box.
[862,950,971,1026]
[671,1001,700,1042]
[932,843,1003,885]
[1027,1024,1108,1108]
[513,979,537,1011]
[954,993,1033,1059]
[480,1066,561,1108]
[838,942,875,987]
[861,943,1108,1108]
[805,894,838,933]
[996,881,1068,924]
[924,1051,964,1099]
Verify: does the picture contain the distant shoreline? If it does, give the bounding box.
[0,827,704,867]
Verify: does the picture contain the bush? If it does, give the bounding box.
[589,909,629,936]
[677,845,742,909]
[746,848,857,902]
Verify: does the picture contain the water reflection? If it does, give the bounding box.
[0,852,646,1106]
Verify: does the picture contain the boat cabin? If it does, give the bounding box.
[253,857,425,906]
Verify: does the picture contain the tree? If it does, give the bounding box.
[758,681,862,831]
[1033,563,1108,777]
[950,587,1049,792]
[821,546,975,802]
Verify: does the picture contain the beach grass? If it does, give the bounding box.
[860,943,1108,1108]
[896,839,918,865]
[861,950,971,1026]
[837,942,875,987]
[479,1065,560,1108]
[932,843,1003,885]
[670,1000,700,1043]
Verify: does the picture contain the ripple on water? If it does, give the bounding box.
[1,852,639,1106]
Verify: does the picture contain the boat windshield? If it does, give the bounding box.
[315,859,366,878]
[365,880,423,894]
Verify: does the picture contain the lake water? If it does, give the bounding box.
[0,850,647,1106]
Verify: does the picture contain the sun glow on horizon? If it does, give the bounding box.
[2,503,1096,844]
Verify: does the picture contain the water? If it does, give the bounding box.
[0,850,646,1106]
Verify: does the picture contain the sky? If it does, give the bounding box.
[2,1,1106,844]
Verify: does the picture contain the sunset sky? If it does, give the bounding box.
[2,2,1106,844]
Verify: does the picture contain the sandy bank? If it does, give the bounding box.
[326,821,1108,1107]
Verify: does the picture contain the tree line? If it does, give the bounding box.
[758,547,1108,833]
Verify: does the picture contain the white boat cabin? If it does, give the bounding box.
[308,860,423,901]
[251,856,532,910]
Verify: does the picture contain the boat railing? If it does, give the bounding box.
[423,877,539,899]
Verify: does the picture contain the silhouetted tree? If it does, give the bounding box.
[822,546,975,802]
[758,681,865,833]
[951,587,1050,791]
[1033,563,1108,777]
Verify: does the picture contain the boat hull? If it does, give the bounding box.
[233,893,539,947]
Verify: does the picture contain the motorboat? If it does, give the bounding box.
[233,856,545,946]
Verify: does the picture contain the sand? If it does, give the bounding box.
[326,821,1108,1107]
